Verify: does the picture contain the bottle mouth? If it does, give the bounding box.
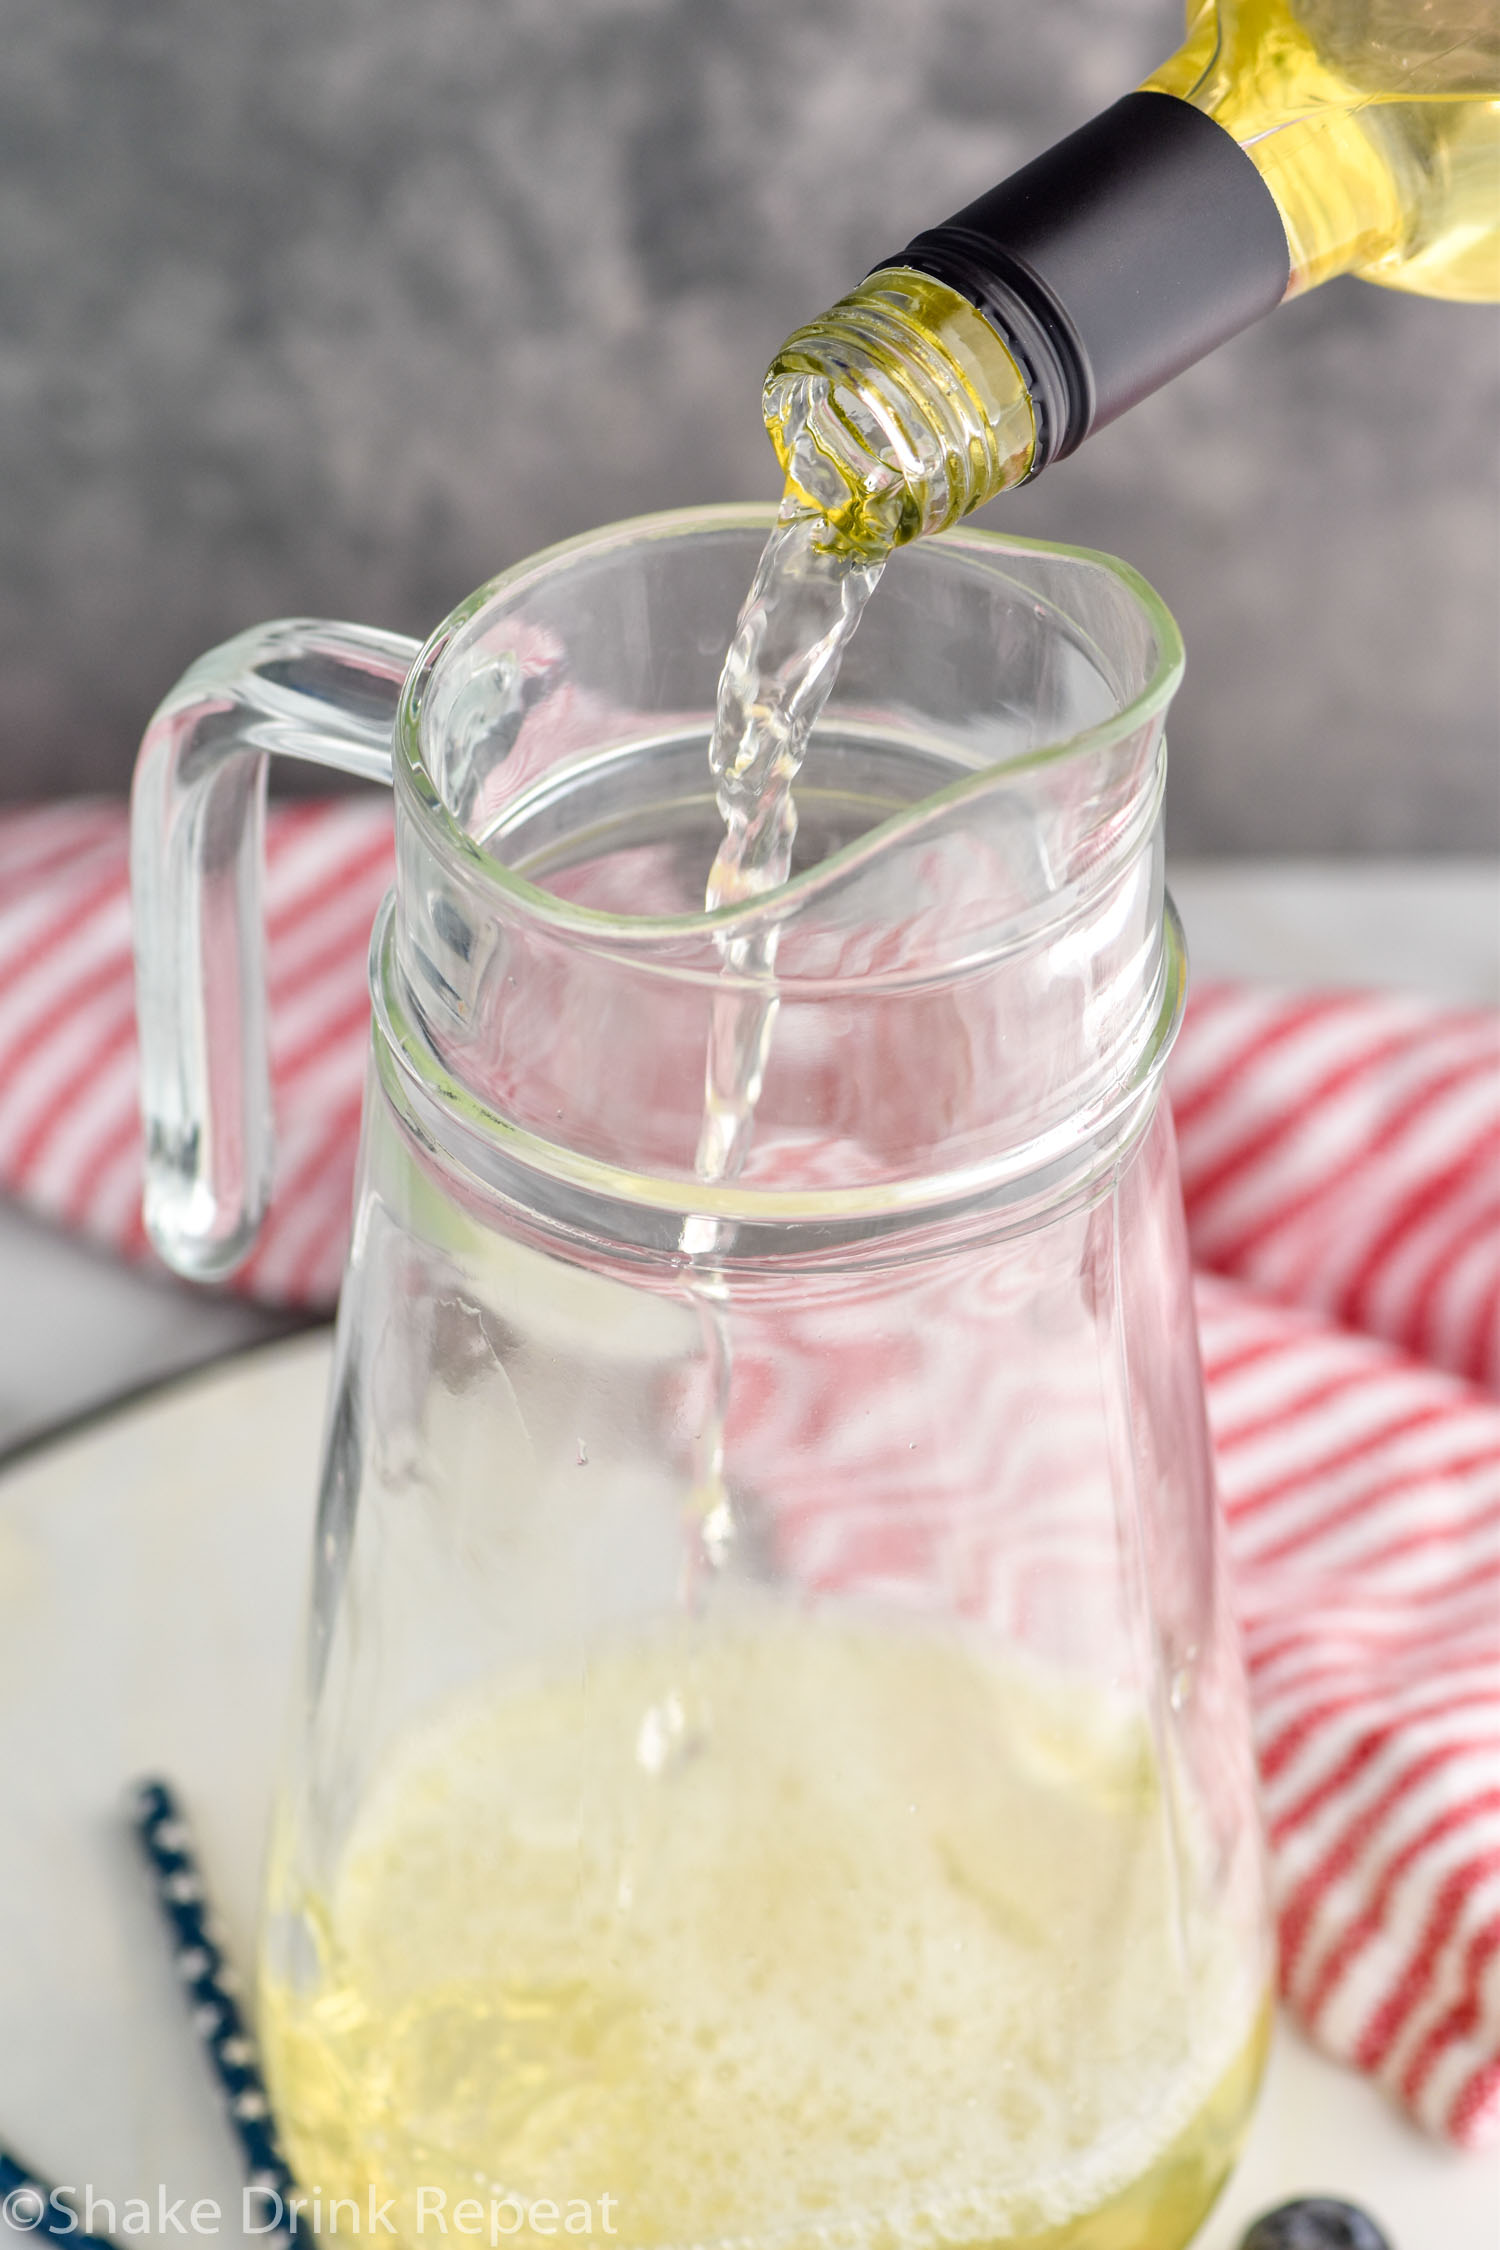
[763,271,1039,547]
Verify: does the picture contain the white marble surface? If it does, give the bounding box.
[0,1205,293,1460]
[0,856,1494,1461]
[0,1333,1495,2250]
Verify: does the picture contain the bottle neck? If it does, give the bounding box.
[763,94,1290,536]
[763,269,1036,552]
[892,93,1292,470]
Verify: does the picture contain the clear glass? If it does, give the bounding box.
[131,618,418,1279]
[131,508,1272,2250]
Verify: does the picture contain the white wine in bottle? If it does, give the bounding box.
[765,0,1500,548]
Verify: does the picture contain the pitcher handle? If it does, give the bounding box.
[130,617,420,1284]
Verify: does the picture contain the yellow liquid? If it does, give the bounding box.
[261,1619,1268,2250]
[1147,0,1500,298]
[763,2,1497,547]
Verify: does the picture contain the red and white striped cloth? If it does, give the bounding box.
[2,799,1497,2148]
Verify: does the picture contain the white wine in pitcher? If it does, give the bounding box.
[264,1619,1269,2249]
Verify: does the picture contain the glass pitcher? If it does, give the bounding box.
[131,507,1272,2250]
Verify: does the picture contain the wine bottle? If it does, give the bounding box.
[765,0,1500,551]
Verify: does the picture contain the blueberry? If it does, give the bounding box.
[1239,2200,1394,2250]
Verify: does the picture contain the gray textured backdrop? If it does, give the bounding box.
[4,0,1497,848]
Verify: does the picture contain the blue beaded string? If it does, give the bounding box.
[129,1781,308,2248]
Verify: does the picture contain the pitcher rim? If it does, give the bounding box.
[392,503,1185,947]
